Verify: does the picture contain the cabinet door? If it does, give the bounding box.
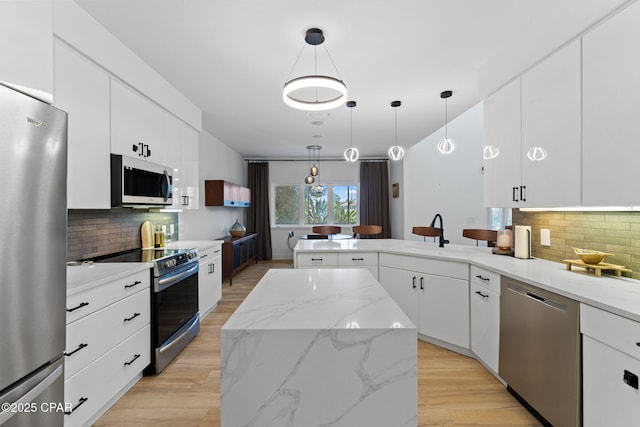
[583,1,640,206]
[0,1,53,102]
[583,335,640,427]
[198,257,216,318]
[181,126,200,209]
[212,253,222,304]
[483,78,522,208]
[419,274,469,349]
[378,266,419,328]
[470,283,500,373]
[521,40,582,207]
[110,79,164,161]
[54,40,111,209]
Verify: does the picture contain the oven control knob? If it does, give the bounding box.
[188,252,196,259]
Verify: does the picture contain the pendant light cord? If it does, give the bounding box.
[445,97,448,140]
[395,108,398,146]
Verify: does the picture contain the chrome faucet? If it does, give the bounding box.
[429,213,449,247]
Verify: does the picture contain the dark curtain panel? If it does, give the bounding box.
[359,161,392,238]
[247,162,272,260]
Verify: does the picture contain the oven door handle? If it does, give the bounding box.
[156,264,198,292]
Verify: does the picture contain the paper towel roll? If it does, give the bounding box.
[514,225,531,259]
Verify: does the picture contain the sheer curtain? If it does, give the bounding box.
[359,161,391,238]
[247,162,272,260]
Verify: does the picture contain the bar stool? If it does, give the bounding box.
[311,226,342,236]
[462,229,498,247]
[352,225,382,238]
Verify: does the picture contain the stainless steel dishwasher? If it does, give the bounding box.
[499,277,581,427]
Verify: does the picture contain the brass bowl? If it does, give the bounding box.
[573,248,613,265]
[230,230,246,238]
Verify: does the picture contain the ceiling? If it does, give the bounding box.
[75,0,627,159]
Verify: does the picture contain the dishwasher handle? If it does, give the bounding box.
[507,283,566,312]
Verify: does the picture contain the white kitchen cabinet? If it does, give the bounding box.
[54,40,111,209]
[483,78,522,208]
[378,253,469,349]
[338,252,378,280]
[198,243,222,318]
[297,252,338,268]
[0,0,53,103]
[110,78,166,162]
[484,39,582,208]
[581,304,640,426]
[520,39,582,207]
[469,266,501,374]
[65,269,151,427]
[582,1,640,206]
[166,116,199,209]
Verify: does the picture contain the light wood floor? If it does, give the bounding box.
[95,261,541,427]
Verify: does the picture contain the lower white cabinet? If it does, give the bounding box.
[297,251,379,279]
[581,304,640,427]
[378,253,469,349]
[198,243,222,318]
[65,269,151,427]
[470,281,500,374]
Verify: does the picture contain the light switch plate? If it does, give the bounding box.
[541,228,551,246]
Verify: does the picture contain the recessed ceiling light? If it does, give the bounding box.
[312,134,323,138]
[307,112,330,120]
[311,121,324,126]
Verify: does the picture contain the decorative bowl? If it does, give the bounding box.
[573,248,613,265]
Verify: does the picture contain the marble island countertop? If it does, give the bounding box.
[295,239,640,323]
[222,268,415,331]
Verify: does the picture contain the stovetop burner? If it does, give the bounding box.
[92,247,199,277]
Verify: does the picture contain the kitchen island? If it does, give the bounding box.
[221,268,417,427]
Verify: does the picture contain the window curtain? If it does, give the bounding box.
[247,162,272,260]
[359,161,391,238]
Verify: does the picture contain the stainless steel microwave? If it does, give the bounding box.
[111,154,173,207]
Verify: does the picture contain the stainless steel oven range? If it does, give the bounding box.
[95,248,200,374]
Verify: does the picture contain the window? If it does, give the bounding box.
[491,208,512,230]
[273,184,358,226]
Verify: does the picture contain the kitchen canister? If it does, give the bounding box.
[514,225,532,259]
[229,219,246,237]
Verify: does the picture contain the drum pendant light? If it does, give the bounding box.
[388,100,405,161]
[437,90,455,154]
[343,100,359,162]
[283,28,347,111]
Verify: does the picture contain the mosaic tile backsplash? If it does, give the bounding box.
[512,210,640,280]
[68,209,178,261]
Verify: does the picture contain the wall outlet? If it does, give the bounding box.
[541,228,551,246]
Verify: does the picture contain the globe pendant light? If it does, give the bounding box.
[343,100,359,162]
[388,100,405,161]
[283,28,347,111]
[304,145,315,184]
[437,90,455,154]
[309,144,320,176]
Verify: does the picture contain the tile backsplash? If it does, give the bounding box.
[68,209,178,261]
[512,210,640,280]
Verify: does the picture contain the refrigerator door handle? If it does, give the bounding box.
[0,361,63,425]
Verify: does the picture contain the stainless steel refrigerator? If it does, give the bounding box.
[0,84,67,426]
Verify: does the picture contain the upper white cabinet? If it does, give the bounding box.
[582,1,640,206]
[110,78,166,162]
[484,40,582,208]
[521,40,582,207]
[165,115,200,209]
[483,78,522,208]
[54,40,111,209]
[0,0,53,102]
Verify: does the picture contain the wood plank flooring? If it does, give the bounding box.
[94,261,541,427]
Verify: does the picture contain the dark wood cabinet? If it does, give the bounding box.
[204,180,251,207]
[219,233,258,284]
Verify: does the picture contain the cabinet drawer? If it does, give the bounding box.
[65,289,150,379]
[338,252,378,266]
[297,252,338,267]
[67,269,150,324]
[581,304,640,360]
[199,244,222,261]
[64,325,150,427]
[470,265,501,294]
[379,253,468,280]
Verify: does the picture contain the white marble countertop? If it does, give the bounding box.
[165,239,223,251]
[295,239,640,323]
[67,262,152,296]
[222,268,416,331]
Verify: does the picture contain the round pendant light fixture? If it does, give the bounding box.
[283,28,347,111]
[388,100,405,161]
[437,90,455,155]
[483,145,500,160]
[304,145,315,184]
[343,100,359,162]
[305,145,322,184]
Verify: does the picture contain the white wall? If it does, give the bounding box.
[270,160,360,260]
[179,130,245,240]
[403,102,487,245]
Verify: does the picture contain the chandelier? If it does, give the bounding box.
[283,28,347,111]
